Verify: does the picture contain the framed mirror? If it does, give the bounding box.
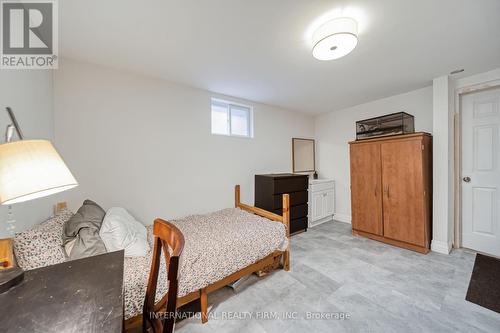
[292,138,315,173]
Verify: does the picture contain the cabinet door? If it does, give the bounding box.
[381,139,425,246]
[324,190,334,216]
[349,143,383,235]
[312,192,325,221]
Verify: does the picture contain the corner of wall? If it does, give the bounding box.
[334,213,351,224]
[431,75,454,255]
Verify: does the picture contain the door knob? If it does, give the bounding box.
[463,176,471,183]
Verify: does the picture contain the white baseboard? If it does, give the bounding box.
[308,216,333,228]
[334,213,351,224]
[431,239,452,254]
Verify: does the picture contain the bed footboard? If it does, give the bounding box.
[234,184,290,271]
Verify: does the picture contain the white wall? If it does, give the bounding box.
[314,87,433,223]
[0,70,55,238]
[431,76,454,254]
[53,58,314,225]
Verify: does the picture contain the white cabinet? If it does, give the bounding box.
[308,179,335,227]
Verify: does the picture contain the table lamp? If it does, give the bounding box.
[0,107,78,293]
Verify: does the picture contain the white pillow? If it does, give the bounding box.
[99,207,150,257]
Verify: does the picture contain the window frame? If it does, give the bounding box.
[210,98,254,138]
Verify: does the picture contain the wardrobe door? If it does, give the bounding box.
[350,142,383,235]
[381,138,425,246]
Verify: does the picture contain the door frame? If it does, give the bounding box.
[453,78,500,248]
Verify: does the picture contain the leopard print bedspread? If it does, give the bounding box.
[123,207,287,320]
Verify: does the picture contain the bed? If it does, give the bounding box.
[12,185,290,329]
[124,185,290,329]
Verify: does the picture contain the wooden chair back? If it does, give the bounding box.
[143,219,185,333]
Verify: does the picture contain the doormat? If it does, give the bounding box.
[466,253,500,314]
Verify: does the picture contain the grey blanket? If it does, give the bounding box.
[63,200,107,260]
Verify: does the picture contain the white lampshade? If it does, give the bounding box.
[0,140,78,205]
[312,17,358,61]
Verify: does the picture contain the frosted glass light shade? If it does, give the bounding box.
[312,17,358,60]
[0,140,78,205]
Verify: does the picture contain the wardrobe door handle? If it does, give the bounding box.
[384,185,390,198]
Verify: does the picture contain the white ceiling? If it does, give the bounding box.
[59,0,500,115]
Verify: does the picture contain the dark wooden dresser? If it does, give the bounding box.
[255,173,308,234]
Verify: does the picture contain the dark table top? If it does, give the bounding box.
[0,250,124,333]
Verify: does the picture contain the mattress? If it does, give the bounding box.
[123,207,287,320]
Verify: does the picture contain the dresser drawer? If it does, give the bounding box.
[273,177,308,194]
[271,191,308,210]
[255,174,309,224]
[273,203,308,219]
[290,217,308,234]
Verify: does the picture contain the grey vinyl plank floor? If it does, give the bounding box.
[176,221,500,333]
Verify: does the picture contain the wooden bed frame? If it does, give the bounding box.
[124,185,290,330]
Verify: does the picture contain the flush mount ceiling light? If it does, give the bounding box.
[312,17,358,61]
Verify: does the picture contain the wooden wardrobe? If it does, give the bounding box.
[349,133,432,253]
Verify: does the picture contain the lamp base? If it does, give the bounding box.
[0,267,24,293]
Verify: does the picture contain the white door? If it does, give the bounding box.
[312,192,324,221]
[323,190,335,216]
[461,87,500,257]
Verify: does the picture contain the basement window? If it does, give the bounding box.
[211,98,253,138]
